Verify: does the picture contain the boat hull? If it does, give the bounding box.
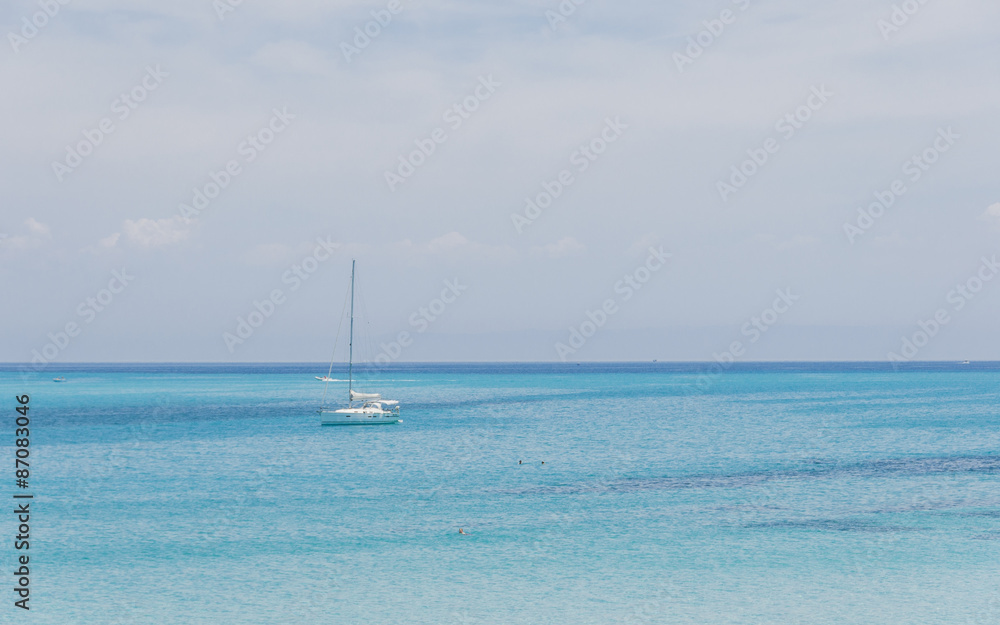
[319,410,402,426]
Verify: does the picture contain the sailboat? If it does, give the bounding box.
[318,260,402,426]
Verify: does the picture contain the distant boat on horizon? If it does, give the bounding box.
[318,260,401,426]
[53,377,66,382]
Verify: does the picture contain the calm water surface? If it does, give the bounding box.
[2,362,999,624]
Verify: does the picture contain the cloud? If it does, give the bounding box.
[0,236,40,252]
[426,231,469,253]
[0,218,51,253]
[81,231,122,255]
[122,217,191,248]
[532,236,586,258]
[25,218,50,237]
[99,232,121,248]
[85,217,189,254]
[982,203,1000,222]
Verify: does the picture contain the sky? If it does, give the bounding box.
[1,0,999,363]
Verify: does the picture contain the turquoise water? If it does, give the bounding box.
[3,363,1000,624]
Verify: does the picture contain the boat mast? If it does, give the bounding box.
[347,259,355,405]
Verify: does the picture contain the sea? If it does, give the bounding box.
[2,362,999,624]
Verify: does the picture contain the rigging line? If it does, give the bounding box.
[321,271,352,408]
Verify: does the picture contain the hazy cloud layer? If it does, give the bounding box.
[2,0,999,362]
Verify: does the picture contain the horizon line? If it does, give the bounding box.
[1,360,993,365]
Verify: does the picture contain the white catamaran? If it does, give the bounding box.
[318,260,402,426]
